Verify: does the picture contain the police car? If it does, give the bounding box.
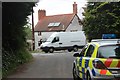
[73,39,120,80]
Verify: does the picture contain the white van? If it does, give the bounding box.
[40,31,86,53]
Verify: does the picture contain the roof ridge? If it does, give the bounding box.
[46,13,75,17]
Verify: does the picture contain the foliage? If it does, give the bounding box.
[2,2,36,77]
[83,2,120,41]
[2,48,33,77]
[24,23,32,40]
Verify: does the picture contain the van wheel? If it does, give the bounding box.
[68,49,72,52]
[73,46,78,52]
[49,48,54,53]
[44,50,48,53]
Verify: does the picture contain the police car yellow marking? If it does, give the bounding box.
[89,58,94,69]
[82,59,85,68]
[79,72,82,78]
[101,59,106,64]
[110,59,118,68]
[91,46,98,58]
[98,69,101,73]
[76,57,79,66]
[106,70,112,75]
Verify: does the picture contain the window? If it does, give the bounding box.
[52,37,59,43]
[85,45,95,57]
[48,22,61,27]
[97,45,120,59]
[48,23,54,27]
[38,32,41,36]
[80,45,88,56]
[54,22,60,26]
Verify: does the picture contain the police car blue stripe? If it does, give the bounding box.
[85,59,89,68]
[82,68,85,79]
[92,69,96,76]
[79,57,82,66]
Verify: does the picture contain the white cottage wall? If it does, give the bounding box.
[66,15,82,32]
[34,32,42,50]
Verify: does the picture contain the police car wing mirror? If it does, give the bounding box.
[73,52,80,57]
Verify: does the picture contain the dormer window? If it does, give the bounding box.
[54,22,61,26]
[48,22,61,27]
[48,23,54,27]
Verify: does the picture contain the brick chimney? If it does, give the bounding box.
[73,2,77,14]
[38,9,46,20]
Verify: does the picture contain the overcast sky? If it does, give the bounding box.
[29,0,87,26]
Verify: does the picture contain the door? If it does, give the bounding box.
[51,36,60,48]
[82,44,95,79]
[77,45,88,78]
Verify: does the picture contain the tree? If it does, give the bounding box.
[24,24,33,51]
[24,23,32,40]
[83,2,120,41]
[2,2,36,77]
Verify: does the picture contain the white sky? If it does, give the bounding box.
[28,0,87,27]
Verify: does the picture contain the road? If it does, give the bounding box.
[7,51,75,79]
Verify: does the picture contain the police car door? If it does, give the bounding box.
[82,44,95,79]
[78,45,88,78]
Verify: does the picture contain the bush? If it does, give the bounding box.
[2,47,33,78]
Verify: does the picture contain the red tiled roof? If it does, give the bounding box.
[34,13,75,32]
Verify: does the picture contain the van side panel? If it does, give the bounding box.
[41,31,86,51]
[59,31,86,47]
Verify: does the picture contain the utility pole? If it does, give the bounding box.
[32,7,35,50]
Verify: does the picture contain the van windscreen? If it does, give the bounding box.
[46,37,54,42]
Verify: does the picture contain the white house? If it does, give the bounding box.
[34,2,83,50]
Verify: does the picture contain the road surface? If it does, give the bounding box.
[7,51,76,79]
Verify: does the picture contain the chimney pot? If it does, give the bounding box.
[73,2,77,14]
[38,9,46,20]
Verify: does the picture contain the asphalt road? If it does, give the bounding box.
[7,51,75,79]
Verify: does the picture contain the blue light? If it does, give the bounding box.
[102,34,116,39]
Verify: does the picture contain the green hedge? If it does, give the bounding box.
[2,48,33,78]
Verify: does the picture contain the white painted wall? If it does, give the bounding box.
[34,32,42,50]
[66,15,82,32]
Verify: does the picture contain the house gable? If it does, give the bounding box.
[66,15,82,32]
